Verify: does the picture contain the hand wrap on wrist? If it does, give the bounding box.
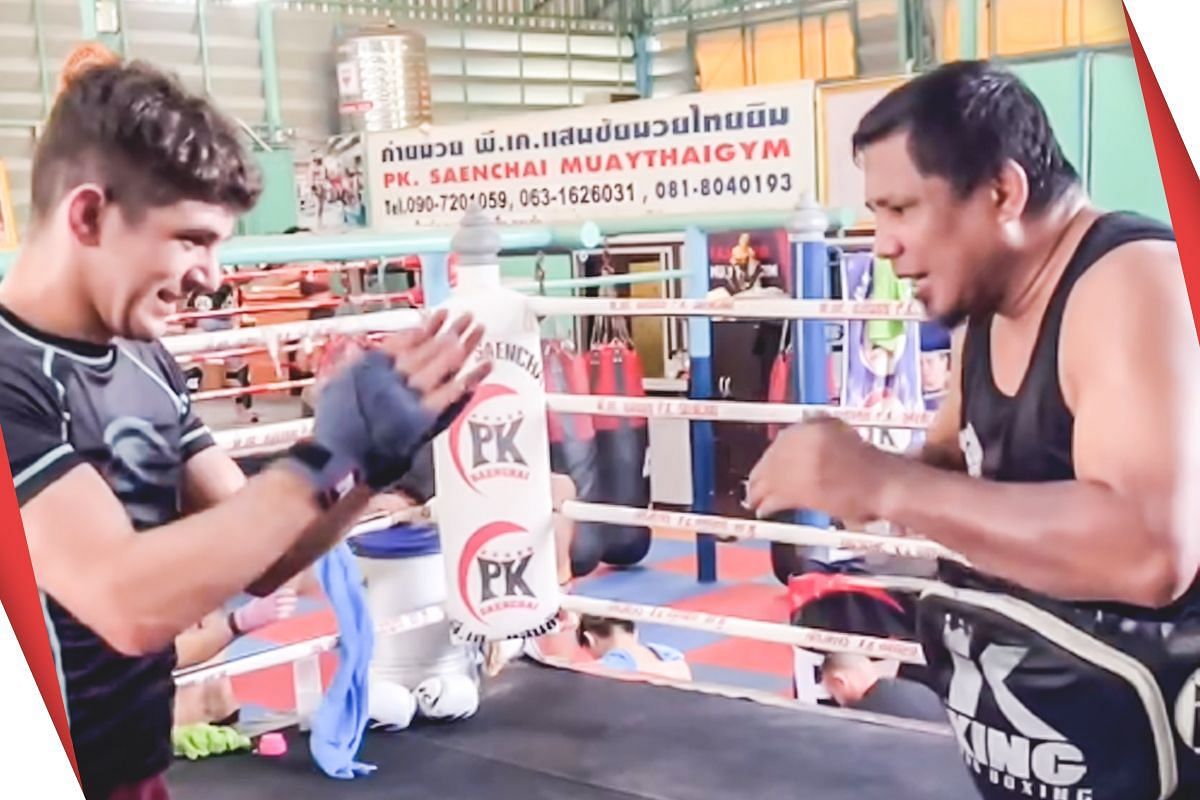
[284,349,471,502]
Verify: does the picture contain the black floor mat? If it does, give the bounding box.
[168,663,978,800]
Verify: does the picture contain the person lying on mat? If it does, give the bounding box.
[575,615,692,681]
[0,61,487,800]
[819,653,946,724]
[172,586,300,727]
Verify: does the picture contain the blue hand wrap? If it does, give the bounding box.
[286,349,470,498]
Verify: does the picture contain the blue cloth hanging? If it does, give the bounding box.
[308,541,377,780]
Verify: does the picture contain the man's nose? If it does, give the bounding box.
[184,253,222,294]
[873,231,903,261]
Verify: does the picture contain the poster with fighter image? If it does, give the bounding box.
[706,229,791,296]
[839,253,924,454]
[432,288,559,642]
[364,82,817,230]
[294,134,368,232]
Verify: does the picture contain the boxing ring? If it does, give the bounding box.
[158,201,977,798]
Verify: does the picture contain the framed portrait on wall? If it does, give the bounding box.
[0,160,17,251]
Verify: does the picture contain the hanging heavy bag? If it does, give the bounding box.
[542,338,605,578]
[588,313,651,567]
[766,323,794,442]
[764,324,808,582]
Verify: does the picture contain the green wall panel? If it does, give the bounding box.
[238,149,299,237]
[1008,56,1087,176]
[1088,52,1170,224]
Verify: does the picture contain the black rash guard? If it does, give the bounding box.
[0,305,215,798]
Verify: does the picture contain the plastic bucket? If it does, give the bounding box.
[349,524,477,689]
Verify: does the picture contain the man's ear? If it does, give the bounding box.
[992,159,1030,223]
[65,185,108,247]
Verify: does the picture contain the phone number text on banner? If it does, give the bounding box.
[365,82,818,229]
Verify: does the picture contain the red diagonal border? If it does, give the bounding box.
[0,434,79,784]
[1124,5,1200,321]
[0,10,1186,798]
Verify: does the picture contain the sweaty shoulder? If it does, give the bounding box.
[1059,231,1189,409]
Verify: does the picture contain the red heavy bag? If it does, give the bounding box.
[588,316,651,568]
[766,350,793,441]
[765,325,841,584]
[766,325,840,440]
[542,340,605,577]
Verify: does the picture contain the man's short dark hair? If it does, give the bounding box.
[575,614,635,648]
[31,60,262,223]
[852,60,1079,214]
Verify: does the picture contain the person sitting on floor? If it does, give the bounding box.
[820,652,947,723]
[575,615,692,681]
[172,585,303,727]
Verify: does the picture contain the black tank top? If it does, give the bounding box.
[944,211,1194,621]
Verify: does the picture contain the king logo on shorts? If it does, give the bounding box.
[448,382,531,494]
[456,520,539,623]
[942,618,1092,800]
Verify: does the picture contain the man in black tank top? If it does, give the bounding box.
[0,62,488,798]
[748,61,1200,800]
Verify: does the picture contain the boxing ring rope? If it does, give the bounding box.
[207,393,935,456]
[560,596,925,665]
[193,377,316,402]
[175,332,389,366]
[526,296,926,321]
[171,268,692,326]
[173,604,448,688]
[212,419,314,456]
[206,394,933,450]
[162,296,922,362]
[545,394,936,430]
[209,406,960,562]
[163,201,944,719]
[163,309,421,356]
[170,291,419,324]
[560,500,959,563]
[172,587,926,690]
[207,408,954,563]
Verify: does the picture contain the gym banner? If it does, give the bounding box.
[364,82,817,230]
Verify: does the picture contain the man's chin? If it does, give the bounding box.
[128,316,168,342]
[931,306,968,331]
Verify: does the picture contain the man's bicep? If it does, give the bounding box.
[1068,251,1200,539]
[22,463,137,626]
[182,446,247,512]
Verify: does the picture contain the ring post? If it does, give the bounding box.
[684,225,718,583]
[789,196,834,562]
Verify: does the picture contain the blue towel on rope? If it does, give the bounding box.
[309,542,376,780]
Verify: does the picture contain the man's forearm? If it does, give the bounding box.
[877,456,1176,606]
[174,613,235,668]
[245,486,372,597]
[107,466,357,653]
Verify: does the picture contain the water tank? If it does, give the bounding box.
[336,25,433,133]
